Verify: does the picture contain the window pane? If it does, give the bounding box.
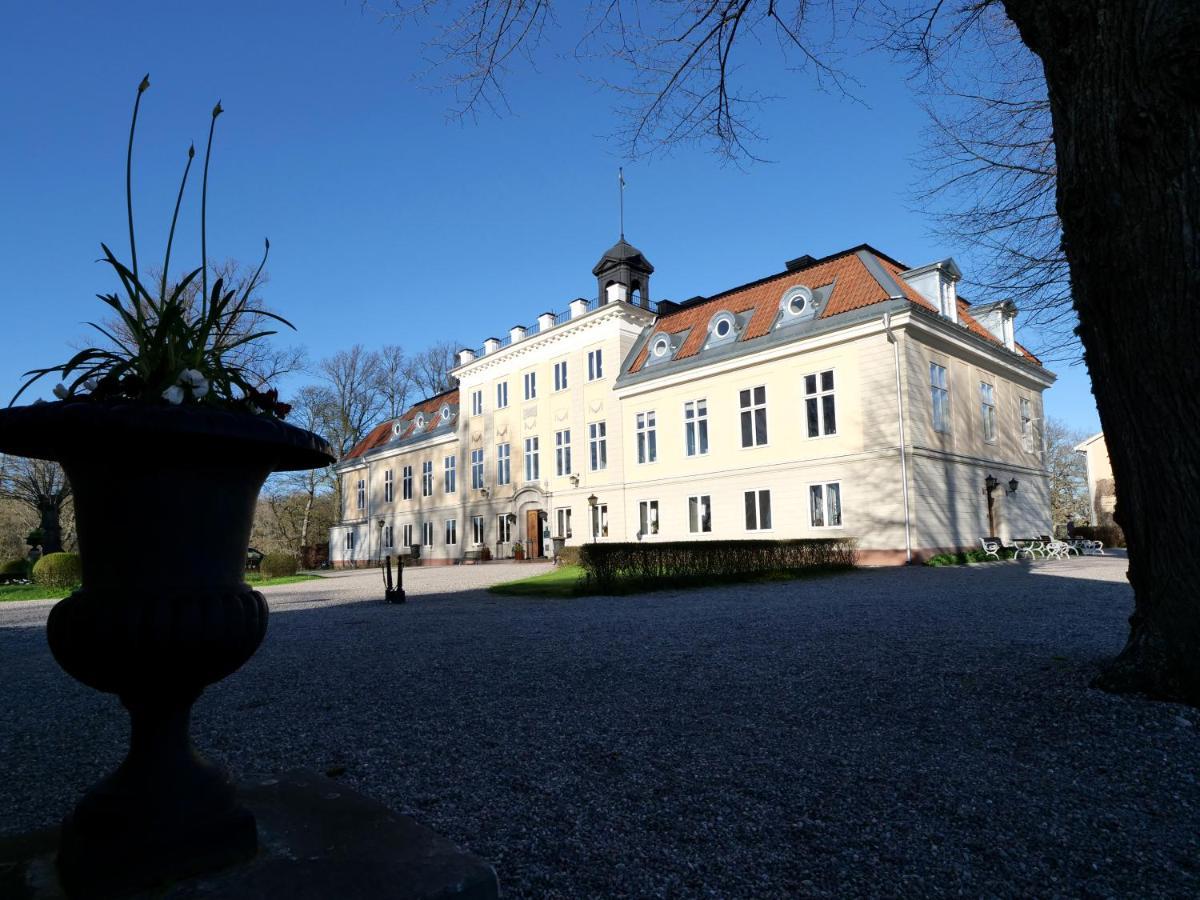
[686,422,696,456]
[810,485,824,527]
[827,483,842,526]
[755,408,767,444]
[821,370,834,392]
[741,410,753,447]
[807,398,819,438]
[698,419,708,454]
[648,429,657,462]
[744,491,757,530]
[822,395,836,435]
[804,374,816,395]
[754,386,766,406]
[759,490,772,530]
[740,389,751,408]
[689,497,699,532]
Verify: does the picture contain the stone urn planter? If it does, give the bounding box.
[0,400,333,896]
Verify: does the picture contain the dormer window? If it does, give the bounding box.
[779,285,820,324]
[392,421,404,437]
[705,311,740,350]
[651,336,670,358]
[415,414,426,429]
[439,405,451,423]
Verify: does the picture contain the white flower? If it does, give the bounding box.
[52,383,69,399]
[191,380,209,399]
[178,369,205,387]
[162,384,185,405]
[84,377,99,392]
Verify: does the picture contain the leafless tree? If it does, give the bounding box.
[379,0,1200,703]
[904,13,1074,362]
[374,344,413,419]
[0,455,73,553]
[406,340,459,397]
[1042,417,1089,532]
[263,384,341,552]
[318,345,388,460]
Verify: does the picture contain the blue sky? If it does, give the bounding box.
[0,1,1100,434]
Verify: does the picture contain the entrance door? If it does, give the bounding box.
[526,509,543,558]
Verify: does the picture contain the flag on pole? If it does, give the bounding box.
[619,168,626,188]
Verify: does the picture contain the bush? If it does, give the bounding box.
[924,548,1015,566]
[32,552,82,589]
[1072,524,1126,548]
[578,539,856,593]
[557,545,582,567]
[1,558,31,578]
[259,553,298,579]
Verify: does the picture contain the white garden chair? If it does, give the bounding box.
[980,537,1002,561]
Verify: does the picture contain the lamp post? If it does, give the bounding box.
[377,517,386,565]
[587,493,598,544]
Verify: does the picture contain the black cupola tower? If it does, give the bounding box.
[592,238,654,309]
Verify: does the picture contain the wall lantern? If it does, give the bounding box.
[587,494,598,509]
[984,474,999,494]
[1008,478,1019,494]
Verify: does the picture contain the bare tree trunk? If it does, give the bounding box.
[299,489,314,550]
[39,500,64,554]
[1005,0,1200,703]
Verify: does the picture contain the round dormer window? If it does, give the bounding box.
[781,285,817,319]
[440,406,451,422]
[716,318,731,337]
[710,311,737,340]
[651,336,670,358]
[392,421,404,437]
[415,414,425,429]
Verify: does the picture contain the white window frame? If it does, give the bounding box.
[590,503,609,539]
[402,523,413,548]
[497,514,513,544]
[688,494,712,533]
[589,421,607,471]
[471,515,485,545]
[803,370,837,439]
[739,386,768,448]
[355,478,365,510]
[553,360,568,392]
[421,460,433,497]
[471,448,485,489]
[444,455,456,493]
[344,530,356,551]
[524,436,540,481]
[445,518,457,546]
[636,410,657,464]
[470,389,483,417]
[383,469,394,503]
[382,524,394,549]
[497,442,512,485]
[930,362,950,434]
[496,381,509,409]
[744,488,773,532]
[523,371,537,401]
[808,481,843,529]
[587,348,604,381]
[422,521,434,548]
[980,381,997,443]
[555,429,572,476]
[684,399,709,457]
[554,506,572,539]
[638,499,660,537]
[402,465,413,500]
[1020,397,1034,451]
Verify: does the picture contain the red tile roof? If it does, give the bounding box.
[342,388,459,461]
[629,246,1040,372]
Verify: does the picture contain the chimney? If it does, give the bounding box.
[509,325,527,344]
[605,282,628,304]
[483,337,502,355]
[786,254,816,272]
[569,298,589,319]
[457,348,476,366]
[537,312,556,332]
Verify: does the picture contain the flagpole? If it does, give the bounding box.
[618,167,625,239]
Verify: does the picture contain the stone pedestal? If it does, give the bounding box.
[0,770,499,900]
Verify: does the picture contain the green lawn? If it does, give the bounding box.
[489,563,848,598]
[489,565,586,598]
[0,572,322,603]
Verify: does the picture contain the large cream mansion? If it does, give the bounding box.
[330,240,1054,565]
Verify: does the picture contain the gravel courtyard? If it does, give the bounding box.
[3,556,1198,898]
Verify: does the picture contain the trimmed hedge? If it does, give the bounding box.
[578,539,856,592]
[260,553,299,579]
[1,558,31,578]
[32,552,82,589]
[1072,524,1126,548]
